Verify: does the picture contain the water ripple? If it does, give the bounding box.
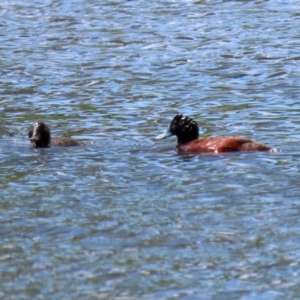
[1,0,300,299]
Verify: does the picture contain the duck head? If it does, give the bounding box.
[28,121,51,148]
[156,114,199,144]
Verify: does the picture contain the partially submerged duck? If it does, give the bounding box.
[28,121,85,148]
[156,114,276,153]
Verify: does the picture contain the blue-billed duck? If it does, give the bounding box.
[156,114,276,153]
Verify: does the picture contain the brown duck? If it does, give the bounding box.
[28,121,85,148]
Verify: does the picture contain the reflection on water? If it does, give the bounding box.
[1,0,300,298]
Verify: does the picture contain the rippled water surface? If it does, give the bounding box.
[1,0,300,299]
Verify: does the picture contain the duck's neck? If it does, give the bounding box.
[34,134,51,148]
[177,133,199,144]
[33,140,51,148]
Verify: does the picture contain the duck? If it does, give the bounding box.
[155,114,276,153]
[28,121,85,148]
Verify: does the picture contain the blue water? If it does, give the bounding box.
[1,0,300,299]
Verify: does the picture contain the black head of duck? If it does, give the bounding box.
[156,114,199,144]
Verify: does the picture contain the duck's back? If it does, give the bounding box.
[177,136,271,153]
[51,137,85,147]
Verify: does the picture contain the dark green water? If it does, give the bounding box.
[1,0,300,299]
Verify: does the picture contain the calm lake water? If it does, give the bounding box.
[1,0,300,299]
